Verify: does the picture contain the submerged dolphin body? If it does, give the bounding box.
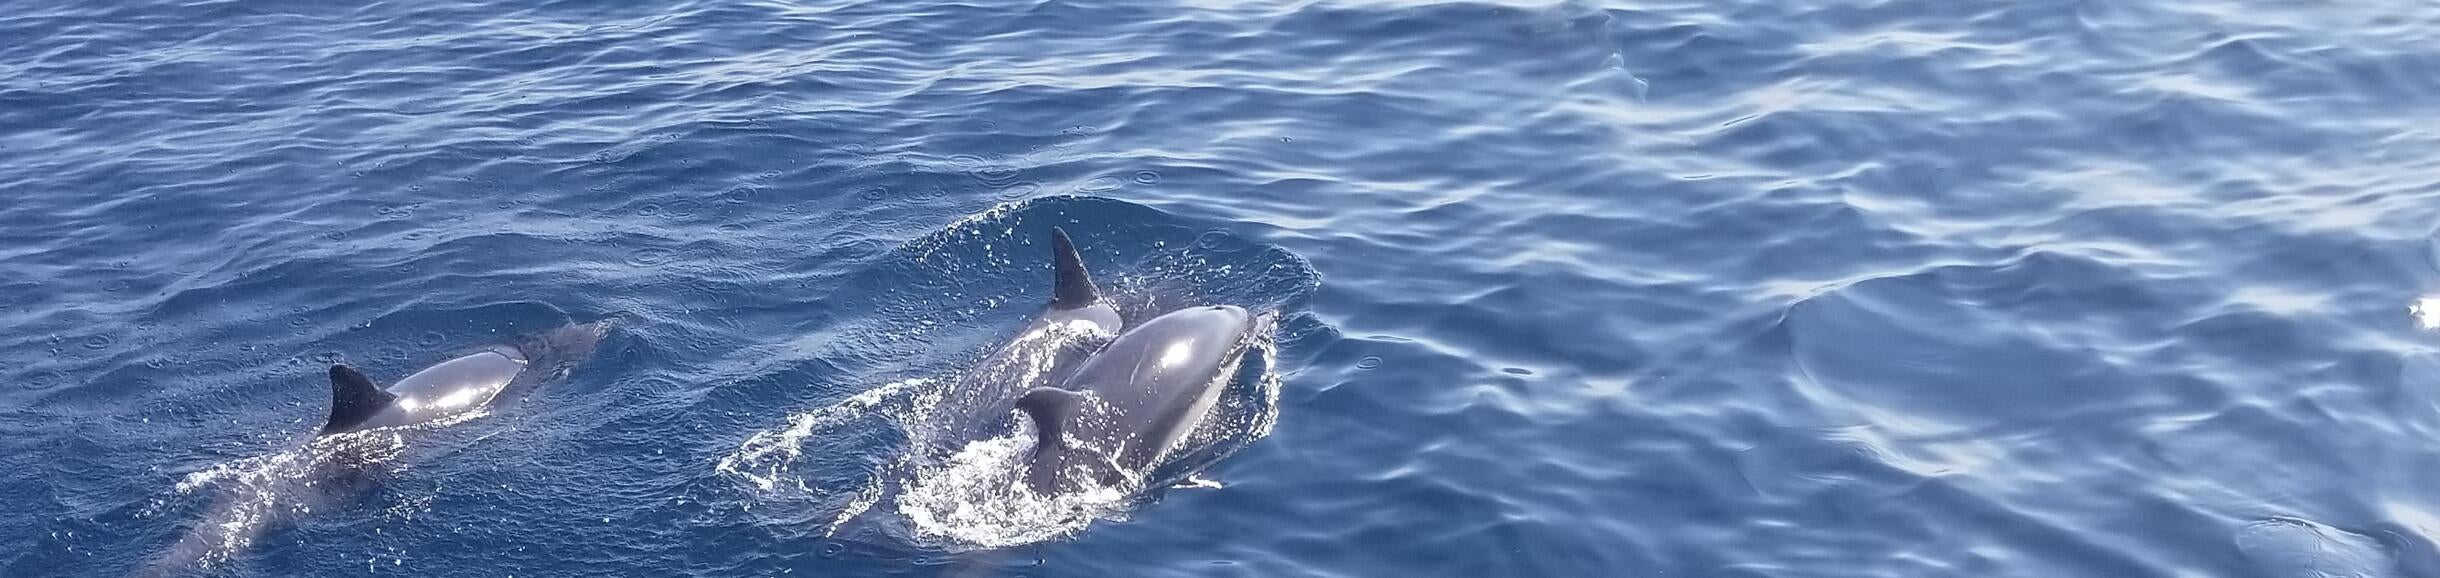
[1014,304,1270,495]
[923,228,1124,448]
[138,320,611,577]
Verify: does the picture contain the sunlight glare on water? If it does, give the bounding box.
[6,0,2440,574]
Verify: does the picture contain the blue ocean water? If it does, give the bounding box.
[7,0,2440,576]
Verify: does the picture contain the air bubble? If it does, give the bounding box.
[666,200,701,217]
[722,185,761,204]
[995,182,1041,200]
[1077,176,1122,193]
[628,247,676,267]
[971,165,1021,183]
[817,231,866,252]
[25,369,65,391]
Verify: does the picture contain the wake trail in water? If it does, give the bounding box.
[132,418,461,578]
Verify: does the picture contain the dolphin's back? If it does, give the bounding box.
[349,348,527,431]
[923,228,1122,446]
[386,347,526,400]
[1051,305,1254,472]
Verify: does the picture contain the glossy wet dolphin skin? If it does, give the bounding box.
[349,347,528,432]
[1023,305,1257,493]
[925,228,1124,445]
[929,300,1121,446]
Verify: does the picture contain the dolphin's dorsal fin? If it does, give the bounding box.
[1015,387,1087,492]
[1049,227,1101,310]
[322,364,395,434]
[1015,387,1082,446]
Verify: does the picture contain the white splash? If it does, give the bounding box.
[714,378,928,493]
[141,416,454,576]
[894,424,1132,548]
[2414,297,2440,330]
[716,308,1281,551]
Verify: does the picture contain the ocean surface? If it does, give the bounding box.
[7,0,2440,576]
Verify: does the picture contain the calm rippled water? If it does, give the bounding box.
[7,0,2440,576]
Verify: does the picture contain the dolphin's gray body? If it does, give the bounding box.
[924,229,1124,448]
[322,348,523,434]
[138,320,610,577]
[1014,304,1268,494]
[322,319,612,435]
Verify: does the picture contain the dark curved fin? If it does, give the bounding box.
[322,364,395,435]
[1015,387,1082,447]
[1014,387,1086,493]
[1049,227,1101,310]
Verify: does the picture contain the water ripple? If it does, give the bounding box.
[6,0,2440,576]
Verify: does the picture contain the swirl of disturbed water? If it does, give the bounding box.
[714,197,1311,551]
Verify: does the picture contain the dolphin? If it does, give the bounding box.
[323,319,611,434]
[138,320,611,577]
[923,228,1123,447]
[1012,304,1270,495]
